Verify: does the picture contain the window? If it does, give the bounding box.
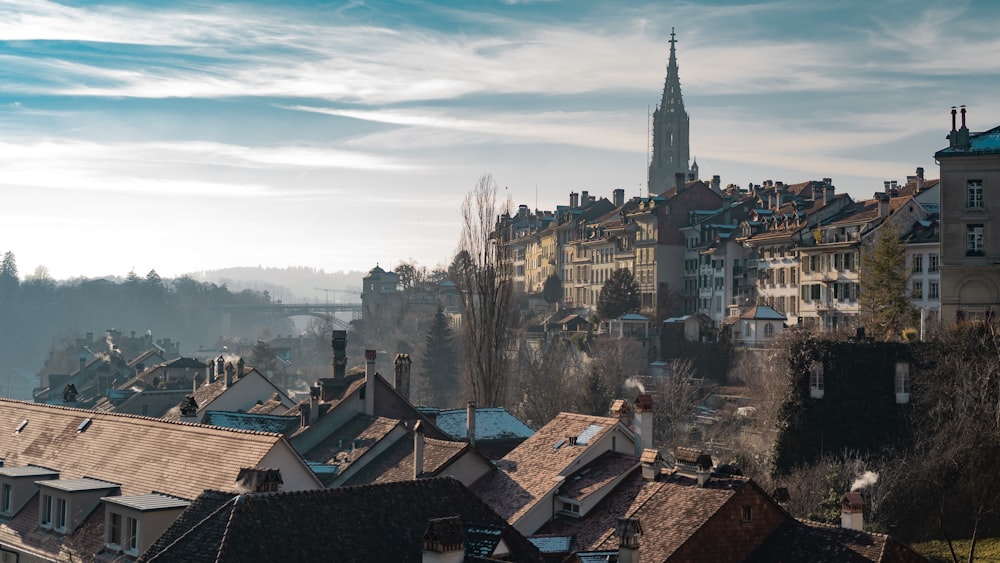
[764,323,775,338]
[1,484,10,514]
[55,498,67,531]
[810,361,824,399]
[742,506,752,522]
[930,282,939,299]
[109,512,122,547]
[929,254,939,272]
[967,180,984,209]
[912,281,923,299]
[912,255,923,273]
[40,494,52,527]
[967,224,984,256]
[126,516,139,552]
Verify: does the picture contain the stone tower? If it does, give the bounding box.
[648,28,692,195]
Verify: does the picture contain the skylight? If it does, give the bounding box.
[576,424,604,445]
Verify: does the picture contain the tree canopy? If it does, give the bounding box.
[859,220,913,340]
[597,268,640,320]
[542,274,562,305]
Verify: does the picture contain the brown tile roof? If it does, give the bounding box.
[474,412,620,523]
[139,478,543,563]
[342,434,469,486]
[247,392,290,415]
[0,490,109,561]
[558,451,639,502]
[745,520,927,562]
[304,414,401,474]
[0,398,295,500]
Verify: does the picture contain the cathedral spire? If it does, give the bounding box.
[648,27,692,195]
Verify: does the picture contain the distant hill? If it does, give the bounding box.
[185,266,365,304]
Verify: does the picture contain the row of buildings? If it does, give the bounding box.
[497,33,1000,337]
[1,325,925,561]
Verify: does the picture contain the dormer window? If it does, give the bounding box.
[102,494,190,556]
[1,483,10,514]
[37,478,119,535]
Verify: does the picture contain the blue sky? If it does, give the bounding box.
[1,0,998,281]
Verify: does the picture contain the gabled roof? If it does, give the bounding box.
[474,412,623,523]
[304,414,402,474]
[745,519,927,562]
[139,478,542,563]
[0,398,316,500]
[341,434,470,486]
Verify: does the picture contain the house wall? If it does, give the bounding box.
[668,483,789,562]
[257,442,325,491]
[437,450,493,487]
[201,373,291,414]
[290,392,363,454]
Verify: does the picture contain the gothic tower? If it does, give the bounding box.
[648,28,692,195]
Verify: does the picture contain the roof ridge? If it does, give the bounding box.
[1,397,285,438]
[145,493,239,562]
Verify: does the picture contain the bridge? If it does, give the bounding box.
[211,302,363,332]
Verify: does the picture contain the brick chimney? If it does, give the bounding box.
[422,516,465,563]
[841,492,864,531]
[363,349,377,415]
[466,401,477,450]
[414,421,425,479]
[332,330,347,378]
[394,354,412,402]
[615,518,642,563]
[633,394,653,456]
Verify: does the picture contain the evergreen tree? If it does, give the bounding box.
[860,220,912,340]
[542,274,562,306]
[597,268,640,320]
[422,304,459,407]
[0,251,19,300]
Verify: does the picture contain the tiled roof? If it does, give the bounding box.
[739,305,787,321]
[304,415,401,475]
[936,124,1000,157]
[558,451,639,502]
[341,433,468,486]
[474,412,620,523]
[247,392,292,415]
[202,411,300,435]
[0,398,294,500]
[745,519,927,562]
[436,407,535,441]
[139,478,543,563]
[0,489,108,561]
[540,472,747,561]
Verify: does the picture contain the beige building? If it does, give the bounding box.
[935,108,1000,322]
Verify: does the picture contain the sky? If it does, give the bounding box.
[1,0,998,281]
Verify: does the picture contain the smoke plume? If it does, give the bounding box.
[850,471,878,491]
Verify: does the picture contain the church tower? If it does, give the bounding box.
[648,28,692,195]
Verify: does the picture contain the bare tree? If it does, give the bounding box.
[654,359,711,448]
[511,335,582,428]
[456,174,514,407]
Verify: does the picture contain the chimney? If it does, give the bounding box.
[640,449,663,481]
[300,403,311,428]
[581,190,590,206]
[824,185,835,205]
[613,188,625,207]
[675,172,685,193]
[309,386,320,425]
[208,360,216,384]
[570,192,579,209]
[610,399,630,427]
[394,354,412,402]
[466,401,477,450]
[414,421,425,479]
[235,468,283,493]
[841,492,864,531]
[216,356,225,384]
[236,357,245,380]
[332,330,347,378]
[696,453,713,488]
[916,167,925,192]
[633,394,653,456]
[364,349,376,415]
[615,518,643,563]
[876,192,889,218]
[711,175,721,194]
[422,516,465,563]
[224,362,234,388]
[883,180,891,193]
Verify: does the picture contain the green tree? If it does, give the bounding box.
[0,250,19,295]
[542,274,562,306]
[597,268,640,320]
[421,304,459,407]
[860,220,912,340]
